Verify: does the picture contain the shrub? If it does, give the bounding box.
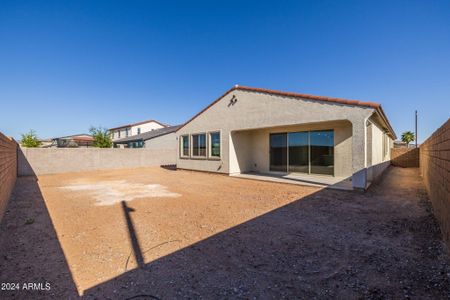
[20,130,42,148]
[90,126,112,148]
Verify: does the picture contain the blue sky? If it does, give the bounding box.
[0,0,449,142]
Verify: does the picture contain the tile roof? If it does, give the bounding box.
[114,125,182,143]
[52,134,93,140]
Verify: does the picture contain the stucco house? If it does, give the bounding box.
[109,119,167,141]
[113,125,181,149]
[176,85,396,190]
[48,134,94,148]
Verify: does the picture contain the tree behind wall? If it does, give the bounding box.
[20,130,42,147]
[90,127,112,148]
[401,131,415,147]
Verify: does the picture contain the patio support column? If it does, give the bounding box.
[351,117,368,190]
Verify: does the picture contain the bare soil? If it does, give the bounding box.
[0,166,449,299]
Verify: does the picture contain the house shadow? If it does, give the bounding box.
[82,166,450,299]
[0,176,78,298]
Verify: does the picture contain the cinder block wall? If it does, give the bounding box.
[420,118,450,249]
[391,148,419,167]
[0,132,17,221]
[18,148,177,176]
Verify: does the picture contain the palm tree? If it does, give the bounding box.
[401,131,415,147]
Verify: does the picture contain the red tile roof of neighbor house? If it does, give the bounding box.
[108,119,168,131]
[177,85,396,139]
[52,134,94,141]
[72,136,94,142]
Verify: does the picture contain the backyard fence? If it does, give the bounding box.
[18,147,177,176]
[0,132,17,221]
[420,118,450,249]
[391,148,420,168]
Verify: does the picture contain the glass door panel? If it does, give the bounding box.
[270,133,287,172]
[310,130,334,175]
[288,132,309,173]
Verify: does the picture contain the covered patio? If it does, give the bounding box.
[229,120,354,189]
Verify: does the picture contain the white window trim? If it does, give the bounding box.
[191,132,207,159]
[180,135,190,158]
[208,130,222,159]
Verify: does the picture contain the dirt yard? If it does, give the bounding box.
[0,167,449,299]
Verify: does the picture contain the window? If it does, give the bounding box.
[118,130,121,138]
[125,128,129,137]
[192,134,206,157]
[181,135,189,157]
[209,132,220,157]
[309,130,334,175]
[383,133,388,159]
[137,128,141,134]
[270,130,334,175]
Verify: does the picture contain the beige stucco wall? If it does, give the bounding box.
[228,120,352,177]
[365,116,394,186]
[369,118,391,165]
[131,121,165,136]
[18,148,176,176]
[177,89,375,182]
[144,133,177,151]
[111,127,131,141]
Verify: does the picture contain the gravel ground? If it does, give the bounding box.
[0,166,449,299]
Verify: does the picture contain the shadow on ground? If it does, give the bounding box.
[84,167,450,299]
[0,176,78,298]
[0,167,449,299]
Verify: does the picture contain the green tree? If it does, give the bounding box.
[89,126,112,148]
[401,131,415,147]
[20,130,42,148]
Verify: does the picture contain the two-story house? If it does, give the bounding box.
[109,119,167,142]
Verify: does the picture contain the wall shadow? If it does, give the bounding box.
[17,147,37,177]
[391,148,420,168]
[83,167,450,299]
[0,176,78,298]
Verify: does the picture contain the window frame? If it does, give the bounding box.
[191,133,207,158]
[208,131,221,159]
[382,133,389,160]
[180,135,190,158]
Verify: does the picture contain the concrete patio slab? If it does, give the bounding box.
[231,172,353,190]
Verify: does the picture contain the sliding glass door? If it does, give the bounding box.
[270,133,287,172]
[269,130,334,175]
[288,132,309,173]
[310,130,334,175]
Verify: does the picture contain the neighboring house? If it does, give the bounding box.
[49,134,95,148]
[113,125,181,149]
[176,85,396,190]
[109,119,167,141]
[38,138,54,147]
